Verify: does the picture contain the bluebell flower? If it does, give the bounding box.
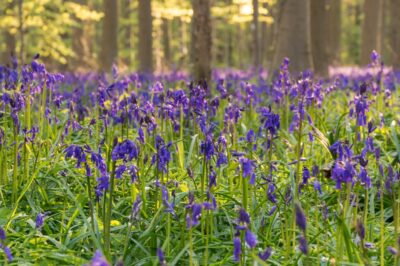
[245,229,257,248]
[302,166,310,185]
[90,151,107,175]
[358,167,371,188]
[238,208,250,226]
[187,203,202,228]
[95,175,110,198]
[161,186,175,217]
[217,134,227,150]
[388,246,398,256]
[64,144,86,168]
[258,247,272,261]
[295,203,306,232]
[157,248,167,266]
[267,183,277,203]
[268,206,277,216]
[3,245,12,262]
[299,236,308,255]
[112,139,139,162]
[200,135,215,161]
[208,166,217,190]
[203,194,217,211]
[115,165,126,179]
[313,180,322,195]
[153,135,171,173]
[239,157,256,185]
[246,129,256,143]
[259,107,280,136]
[137,127,145,144]
[36,213,46,230]
[0,244,12,262]
[129,165,139,183]
[233,236,241,262]
[216,152,228,168]
[356,219,365,241]
[0,227,5,240]
[131,195,142,220]
[89,250,109,266]
[370,50,379,64]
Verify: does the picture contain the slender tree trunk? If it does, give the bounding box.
[1,1,16,65]
[191,0,212,81]
[310,0,328,76]
[361,0,383,65]
[389,0,400,67]
[178,19,188,69]
[2,31,16,66]
[100,0,118,71]
[71,0,92,70]
[260,20,268,67]
[123,0,132,67]
[325,0,341,65]
[162,18,171,69]
[252,0,260,68]
[237,24,244,68]
[227,27,234,67]
[272,0,313,73]
[138,0,153,73]
[18,0,24,66]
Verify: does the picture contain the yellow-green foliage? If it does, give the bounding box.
[0,0,102,64]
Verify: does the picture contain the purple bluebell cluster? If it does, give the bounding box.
[1,51,400,265]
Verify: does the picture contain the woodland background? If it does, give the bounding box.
[0,0,399,78]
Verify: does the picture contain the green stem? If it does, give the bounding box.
[189,226,193,266]
[12,125,18,205]
[85,174,97,241]
[104,160,116,260]
[380,189,385,266]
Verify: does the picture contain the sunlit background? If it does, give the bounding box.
[0,0,395,73]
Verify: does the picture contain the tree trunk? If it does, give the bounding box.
[310,0,328,76]
[123,0,132,67]
[100,0,118,71]
[138,0,153,73]
[272,0,312,73]
[361,0,383,65]
[162,18,171,69]
[18,0,24,66]
[252,0,260,68]
[389,0,400,67]
[71,0,92,71]
[227,26,234,67]
[325,0,341,65]
[1,1,16,65]
[178,19,188,69]
[260,19,268,67]
[191,0,212,82]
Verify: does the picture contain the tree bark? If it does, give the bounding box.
[272,0,313,73]
[252,0,260,68]
[389,0,400,67]
[138,0,153,73]
[325,0,341,65]
[191,0,212,82]
[100,0,118,71]
[361,0,383,65]
[310,0,329,76]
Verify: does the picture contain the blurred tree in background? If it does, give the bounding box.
[0,0,398,78]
